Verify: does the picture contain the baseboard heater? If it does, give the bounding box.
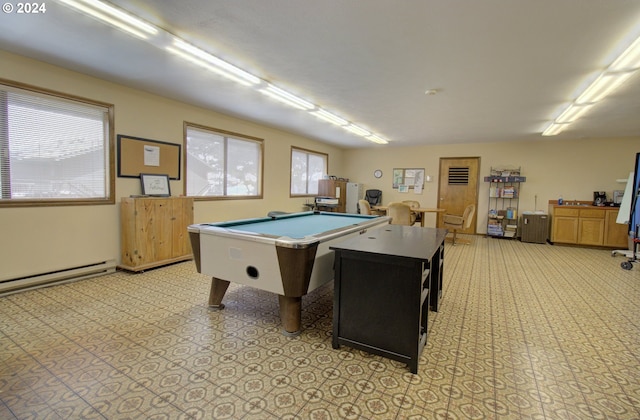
[0,260,116,296]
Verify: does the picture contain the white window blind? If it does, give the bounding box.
[291,147,327,196]
[0,84,112,205]
[185,124,263,198]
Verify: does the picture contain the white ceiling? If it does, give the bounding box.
[1,0,640,148]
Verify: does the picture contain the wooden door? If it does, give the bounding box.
[438,157,480,233]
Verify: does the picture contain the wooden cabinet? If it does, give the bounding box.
[120,197,194,271]
[317,179,347,213]
[549,201,627,248]
[577,209,604,245]
[604,209,630,248]
[551,207,579,243]
[331,226,447,374]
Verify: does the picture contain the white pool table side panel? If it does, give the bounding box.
[199,234,285,294]
[197,221,389,297]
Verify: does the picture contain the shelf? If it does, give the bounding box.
[486,167,523,240]
[484,176,526,183]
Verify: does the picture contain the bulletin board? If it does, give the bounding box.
[117,135,181,180]
[392,168,425,189]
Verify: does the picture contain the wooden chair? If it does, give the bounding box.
[387,202,413,226]
[358,199,372,215]
[443,204,476,245]
[402,200,421,225]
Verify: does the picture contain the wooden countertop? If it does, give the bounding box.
[548,200,620,210]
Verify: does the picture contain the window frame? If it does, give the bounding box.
[0,79,115,208]
[183,122,264,201]
[290,146,328,197]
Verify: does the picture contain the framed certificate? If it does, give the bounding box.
[140,173,171,197]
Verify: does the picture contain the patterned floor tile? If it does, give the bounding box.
[1,238,640,419]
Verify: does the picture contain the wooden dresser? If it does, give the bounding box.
[548,200,628,248]
[317,179,347,213]
[120,196,194,272]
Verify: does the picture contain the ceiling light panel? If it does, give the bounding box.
[554,103,594,123]
[542,122,570,136]
[259,84,314,110]
[344,124,371,137]
[57,0,157,39]
[310,109,349,126]
[575,72,636,104]
[608,36,640,71]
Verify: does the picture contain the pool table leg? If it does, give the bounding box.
[278,295,302,336]
[208,277,230,309]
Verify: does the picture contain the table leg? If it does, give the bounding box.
[278,295,302,336]
[208,277,230,309]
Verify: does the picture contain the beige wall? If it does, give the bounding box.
[1,50,638,281]
[344,138,639,231]
[0,51,345,280]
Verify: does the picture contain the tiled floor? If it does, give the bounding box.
[1,236,640,419]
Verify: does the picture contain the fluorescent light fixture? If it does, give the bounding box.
[58,0,392,144]
[554,103,594,123]
[609,36,640,71]
[259,84,314,110]
[542,122,570,136]
[366,134,389,144]
[310,109,348,126]
[543,33,640,135]
[57,0,157,39]
[169,39,260,86]
[575,71,636,104]
[344,124,371,137]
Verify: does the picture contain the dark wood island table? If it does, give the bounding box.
[330,225,447,373]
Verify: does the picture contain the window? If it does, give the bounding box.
[291,147,327,196]
[185,123,263,198]
[0,81,114,207]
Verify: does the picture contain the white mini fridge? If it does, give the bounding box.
[345,182,364,213]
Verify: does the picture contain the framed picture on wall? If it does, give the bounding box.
[140,173,171,197]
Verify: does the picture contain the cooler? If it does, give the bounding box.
[521,213,549,244]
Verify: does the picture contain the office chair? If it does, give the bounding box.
[387,202,413,226]
[364,189,382,207]
[402,200,421,226]
[443,204,476,245]
[358,199,372,215]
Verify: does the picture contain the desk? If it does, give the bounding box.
[331,225,447,373]
[372,205,446,227]
[188,211,390,335]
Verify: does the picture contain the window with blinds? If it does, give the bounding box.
[290,147,328,196]
[448,167,470,185]
[0,82,114,206]
[185,123,263,198]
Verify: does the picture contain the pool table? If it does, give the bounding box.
[188,211,390,335]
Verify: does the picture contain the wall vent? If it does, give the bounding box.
[448,167,470,185]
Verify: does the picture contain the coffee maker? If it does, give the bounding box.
[593,191,606,206]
